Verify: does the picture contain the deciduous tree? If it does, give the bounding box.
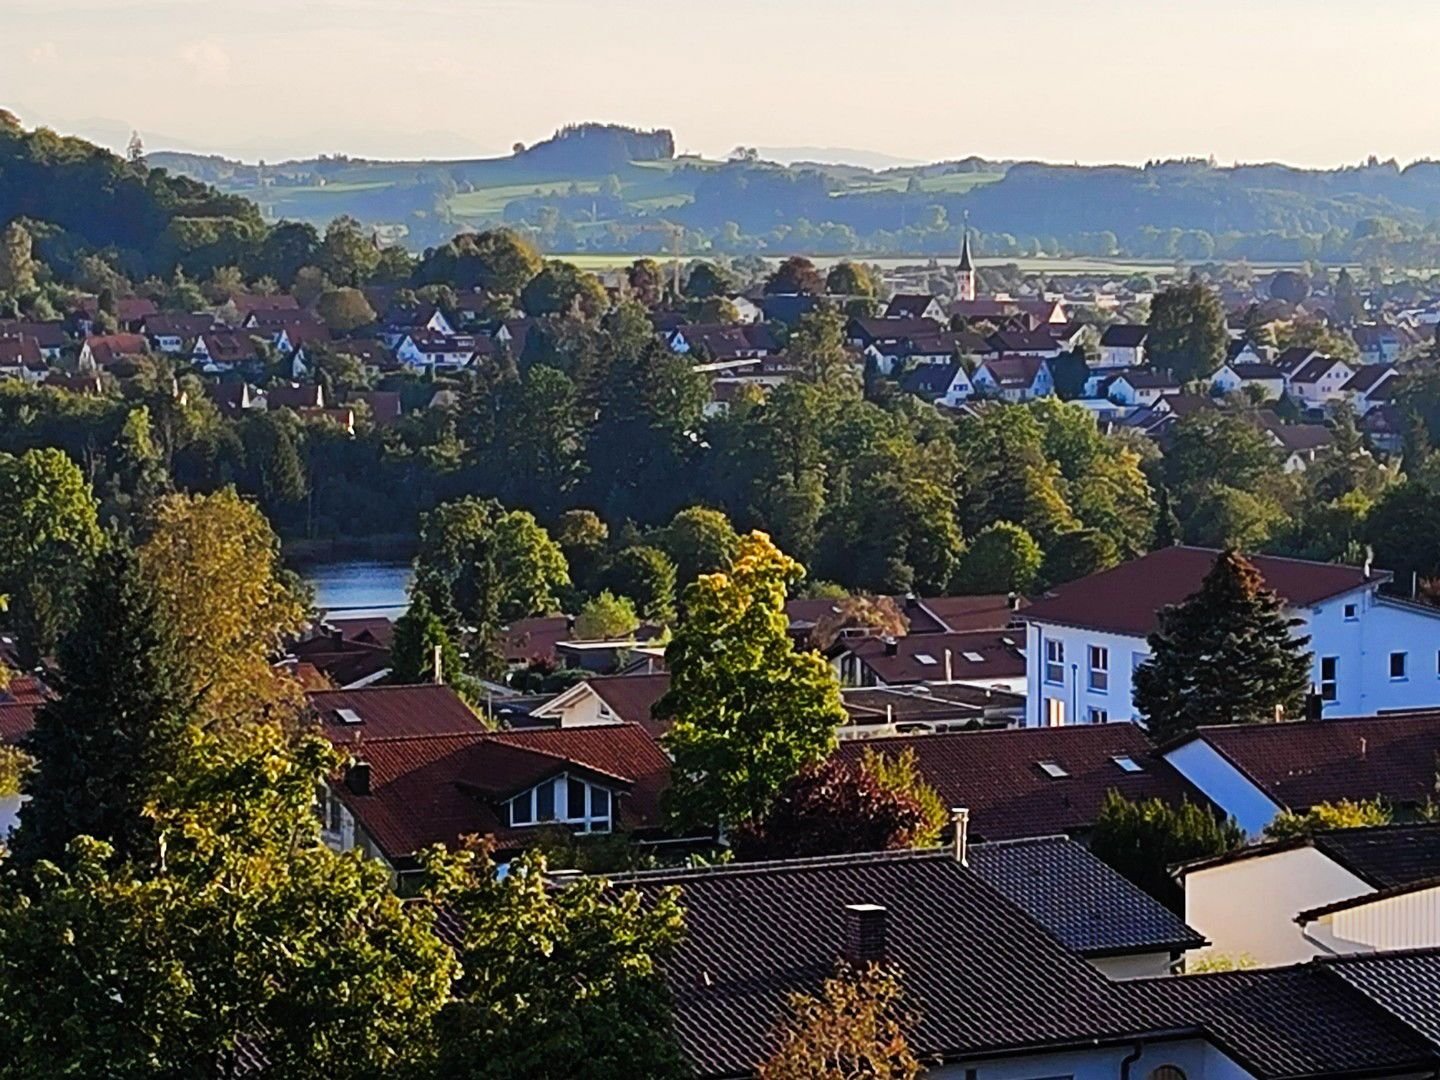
[761,965,921,1080]
[1146,282,1228,382]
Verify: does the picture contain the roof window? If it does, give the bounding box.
[1037,760,1069,779]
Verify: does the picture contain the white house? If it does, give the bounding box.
[1210,362,1285,401]
[972,355,1053,402]
[1106,370,1181,407]
[394,332,478,371]
[1179,823,1440,967]
[899,360,975,407]
[1021,546,1440,729]
[1353,324,1403,366]
[883,293,948,323]
[1284,354,1354,409]
[1097,324,1147,369]
[1342,365,1401,416]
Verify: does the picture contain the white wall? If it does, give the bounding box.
[934,1038,1250,1080]
[1025,622,1150,728]
[1311,883,1440,955]
[1184,846,1370,966]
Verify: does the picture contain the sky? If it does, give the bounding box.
[6,0,1440,168]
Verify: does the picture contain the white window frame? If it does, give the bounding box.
[1088,645,1109,692]
[508,774,614,834]
[1044,639,1065,685]
[1045,698,1065,727]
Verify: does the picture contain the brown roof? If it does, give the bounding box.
[327,617,394,650]
[0,320,65,348]
[290,635,390,688]
[1172,712,1440,814]
[266,382,325,410]
[499,615,572,665]
[196,332,259,364]
[346,390,402,427]
[308,685,485,743]
[83,333,149,364]
[841,629,1024,686]
[586,673,671,737]
[0,703,38,744]
[0,338,43,367]
[979,354,1047,387]
[839,723,1207,841]
[229,294,299,316]
[1022,546,1380,637]
[77,296,157,322]
[920,594,1026,631]
[335,723,671,861]
[142,312,215,338]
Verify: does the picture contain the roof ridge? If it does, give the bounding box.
[605,846,950,884]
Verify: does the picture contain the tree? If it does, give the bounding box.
[760,964,921,1080]
[555,509,609,598]
[520,261,608,319]
[493,509,570,620]
[315,287,376,332]
[1088,791,1244,911]
[1134,550,1312,743]
[731,748,945,861]
[1146,282,1228,382]
[0,448,104,667]
[392,589,462,684]
[422,846,688,1080]
[626,258,665,307]
[1184,485,1285,550]
[660,532,846,831]
[952,522,1043,595]
[1042,527,1120,585]
[0,221,38,297]
[659,506,740,587]
[602,545,678,624]
[137,488,309,724]
[318,215,380,287]
[765,256,824,296]
[11,546,191,868]
[1265,799,1392,840]
[574,591,640,641]
[787,307,859,391]
[684,261,735,300]
[469,227,543,297]
[825,261,876,297]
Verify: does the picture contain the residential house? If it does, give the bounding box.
[1097,323,1148,368]
[1210,362,1286,401]
[378,304,454,348]
[1284,354,1354,409]
[1022,546,1440,728]
[528,673,670,738]
[393,330,479,371]
[972,354,1054,401]
[332,339,392,377]
[1362,404,1407,455]
[1161,711,1440,837]
[984,327,1063,358]
[666,322,777,361]
[266,382,325,412]
[75,295,157,331]
[1343,364,1401,416]
[343,389,403,428]
[951,295,1069,325]
[840,723,1205,841]
[898,360,974,407]
[1180,823,1440,966]
[1254,413,1333,472]
[832,629,1026,692]
[78,333,148,372]
[1106,370,1181,407]
[191,331,260,373]
[839,683,1024,737]
[206,381,265,416]
[0,320,65,359]
[1227,339,1271,365]
[1353,323,1403,365]
[845,316,942,358]
[222,294,299,325]
[883,293,947,322]
[289,622,392,689]
[0,337,48,383]
[141,312,215,353]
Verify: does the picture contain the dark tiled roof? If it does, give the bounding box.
[883,294,941,319]
[1022,546,1380,637]
[1314,824,1440,889]
[142,312,215,337]
[0,320,65,348]
[266,382,325,410]
[1342,364,1399,394]
[290,636,391,688]
[979,353,1047,387]
[1229,362,1283,379]
[587,673,671,735]
[620,850,1140,1076]
[308,685,485,742]
[841,629,1024,686]
[1099,324,1148,348]
[848,316,940,345]
[1275,346,1319,373]
[1177,712,1440,814]
[969,835,1205,957]
[197,332,259,364]
[0,338,42,366]
[1325,949,1440,1050]
[327,617,394,650]
[899,361,961,397]
[1115,370,1178,390]
[1290,355,1348,384]
[838,724,1205,841]
[918,594,1026,631]
[1120,964,1439,1078]
[986,329,1058,354]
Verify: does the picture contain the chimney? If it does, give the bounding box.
[884,635,898,657]
[432,643,444,684]
[1304,689,1323,721]
[346,760,372,797]
[944,649,953,683]
[842,904,888,966]
[1007,591,1021,612]
[951,807,970,866]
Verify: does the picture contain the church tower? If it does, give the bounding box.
[956,219,977,302]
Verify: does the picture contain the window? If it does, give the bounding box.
[1391,651,1409,681]
[1088,645,1109,692]
[567,777,587,818]
[1045,698,1065,727]
[1037,760,1070,779]
[1321,656,1338,702]
[1088,707,1109,725]
[1344,602,1358,621]
[1112,755,1144,773]
[536,780,556,822]
[914,653,937,666]
[1045,639,1065,684]
[510,792,534,826]
[962,651,985,663]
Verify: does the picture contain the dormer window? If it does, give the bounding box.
[507,773,614,833]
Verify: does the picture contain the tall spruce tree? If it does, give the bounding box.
[1134,550,1311,743]
[12,545,192,867]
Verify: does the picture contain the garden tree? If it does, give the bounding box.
[1163,410,1283,499]
[315,286,377,332]
[765,255,825,296]
[952,521,1043,595]
[952,405,1079,546]
[290,264,329,306]
[574,591,640,641]
[1334,267,1366,323]
[391,589,462,685]
[1146,282,1228,381]
[520,260,608,319]
[1042,527,1120,586]
[626,257,665,307]
[555,508,609,597]
[0,728,457,1079]
[237,410,309,523]
[162,268,207,312]
[254,220,321,288]
[137,488,309,724]
[731,748,945,861]
[0,448,104,667]
[660,532,847,831]
[1307,408,1387,505]
[1187,482,1287,551]
[683,260,735,300]
[416,228,542,300]
[602,545,678,624]
[485,365,586,517]
[806,594,909,651]
[1274,317,1360,362]
[1047,349,1091,400]
[660,505,741,587]
[493,509,571,620]
[103,406,170,528]
[1088,792,1244,911]
[1365,473,1440,585]
[787,306,859,390]
[760,965,921,1080]
[0,221,38,296]
[1264,799,1392,840]
[422,845,688,1080]
[1134,550,1312,743]
[11,546,191,869]
[318,214,380,287]
[688,295,740,323]
[1268,269,1311,305]
[825,261,877,297]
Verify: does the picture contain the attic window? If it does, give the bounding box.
[1112,755,1144,773]
[1037,761,1069,779]
[914,653,938,666]
[334,708,364,725]
[962,651,985,663]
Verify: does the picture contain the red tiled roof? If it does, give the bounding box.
[1175,712,1440,814]
[499,615,571,665]
[919,594,1027,631]
[839,723,1207,841]
[588,674,671,736]
[0,703,37,744]
[979,353,1047,386]
[308,685,484,742]
[841,629,1024,686]
[1022,546,1380,637]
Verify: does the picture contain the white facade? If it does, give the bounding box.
[1210,365,1283,401]
[1285,359,1354,407]
[934,1038,1251,1080]
[1024,584,1440,730]
[972,360,1054,402]
[1097,342,1145,369]
[1306,882,1440,956]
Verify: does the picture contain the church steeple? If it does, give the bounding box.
[956,215,976,302]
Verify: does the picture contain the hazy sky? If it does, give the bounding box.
[6,0,1440,167]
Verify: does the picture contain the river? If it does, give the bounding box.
[304,560,411,618]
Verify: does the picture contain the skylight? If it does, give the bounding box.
[1037,761,1069,779]
[335,708,364,725]
[914,653,938,665]
[1112,755,1144,773]
[962,651,985,663]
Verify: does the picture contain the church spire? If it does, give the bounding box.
[956,214,976,302]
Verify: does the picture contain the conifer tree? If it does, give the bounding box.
[1134,550,1312,743]
[12,545,192,868]
[392,588,461,685]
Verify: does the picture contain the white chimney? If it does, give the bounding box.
[951,807,970,866]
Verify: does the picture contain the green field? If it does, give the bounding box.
[551,253,1315,275]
